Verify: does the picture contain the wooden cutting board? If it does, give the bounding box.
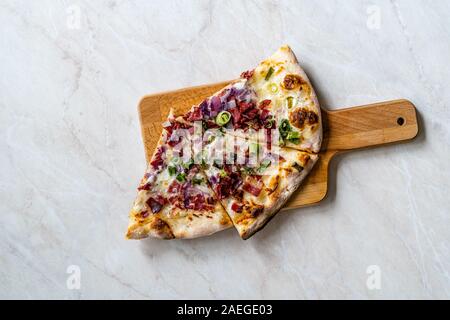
[138,81,418,210]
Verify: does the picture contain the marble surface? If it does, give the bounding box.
[1,0,449,299]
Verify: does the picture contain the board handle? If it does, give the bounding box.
[322,99,418,151]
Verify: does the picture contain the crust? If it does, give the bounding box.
[270,45,323,153]
[164,204,232,239]
[126,204,232,240]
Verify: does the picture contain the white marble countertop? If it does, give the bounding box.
[1,0,449,299]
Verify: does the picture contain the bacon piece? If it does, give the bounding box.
[238,101,253,113]
[229,108,241,126]
[185,106,203,121]
[168,194,183,207]
[243,108,258,120]
[150,146,165,169]
[242,182,262,197]
[168,181,182,193]
[146,196,166,213]
[231,202,243,213]
[260,108,271,121]
[240,69,254,80]
[215,171,242,200]
[242,176,263,197]
[259,99,272,109]
[137,183,150,191]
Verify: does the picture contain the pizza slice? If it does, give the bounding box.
[126,113,231,240]
[243,45,322,152]
[182,45,322,153]
[197,131,318,239]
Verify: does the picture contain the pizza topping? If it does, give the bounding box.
[240,69,254,79]
[265,67,274,81]
[150,146,165,170]
[146,196,167,214]
[259,99,272,109]
[167,166,177,176]
[216,111,232,126]
[257,159,272,174]
[264,116,275,129]
[192,176,204,185]
[219,169,228,178]
[215,170,242,199]
[287,96,296,109]
[140,211,150,219]
[137,183,150,191]
[279,119,292,138]
[278,118,302,144]
[268,83,278,93]
[168,180,182,193]
[182,159,194,170]
[231,202,243,213]
[176,173,186,182]
[185,105,203,121]
[282,74,305,90]
[185,193,213,211]
[250,206,264,218]
[286,131,301,144]
[242,178,263,197]
[289,108,319,129]
[293,162,304,172]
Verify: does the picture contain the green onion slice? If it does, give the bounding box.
[286,131,300,144]
[279,119,291,138]
[249,143,260,154]
[172,156,181,165]
[219,169,227,178]
[287,96,296,108]
[183,159,194,169]
[265,67,274,81]
[269,83,278,93]
[216,111,231,126]
[258,159,272,173]
[207,135,216,144]
[168,166,177,176]
[176,173,186,182]
[192,176,204,185]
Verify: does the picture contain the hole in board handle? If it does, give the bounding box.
[397,117,405,126]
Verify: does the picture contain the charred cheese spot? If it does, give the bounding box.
[233,201,264,225]
[300,83,312,96]
[220,214,231,226]
[282,74,306,90]
[151,217,174,239]
[250,206,264,218]
[289,108,319,129]
[138,210,149,220]
[266,175,280,195]
[300,154,311,166]
[282,167,293,174]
